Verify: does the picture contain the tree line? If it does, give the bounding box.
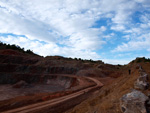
[0,41,35,55]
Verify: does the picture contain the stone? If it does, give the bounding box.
[134,73,149,90]
[120,90,149,113]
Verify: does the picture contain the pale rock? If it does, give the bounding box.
[120,90,149,113]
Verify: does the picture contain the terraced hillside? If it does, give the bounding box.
[2,43,149,113]
[0,44,121,113]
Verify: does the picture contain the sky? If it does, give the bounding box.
[0,0,150,64]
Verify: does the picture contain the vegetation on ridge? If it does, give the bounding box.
[0,41,36,55]
[130,57,150,63]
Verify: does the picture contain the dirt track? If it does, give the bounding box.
[2,76,103,113]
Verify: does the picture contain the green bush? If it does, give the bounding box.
[136,57,150,63]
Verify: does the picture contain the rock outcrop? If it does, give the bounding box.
[120,65,150,113]
[134,65,149,90]
[120,90,149,113]
[134,72,149,90]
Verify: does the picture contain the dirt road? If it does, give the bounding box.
[2,76,103,113]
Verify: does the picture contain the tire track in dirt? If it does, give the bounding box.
[2,76,103,113]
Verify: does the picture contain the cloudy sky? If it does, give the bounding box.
[0,0,150,64]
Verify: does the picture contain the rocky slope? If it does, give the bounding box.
[0,48,98,111]
[65,58,150,113]
[1,43,148,113]
[0,49,119,82]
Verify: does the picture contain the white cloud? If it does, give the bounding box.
[0,35,101,60]
[0,0,148,42]
[111,25,126,31]
[0,9,56,42]
[0,0,107,51]
[100,26,107,32]
[113,33,150,52]
[0,0,150,64]
[113,10,150,53]
[123,35,130,40]
[102,58,132,65]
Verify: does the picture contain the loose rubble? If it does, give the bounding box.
[134,66,149,90]
[120,65,150,113]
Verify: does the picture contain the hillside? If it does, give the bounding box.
[0,43,120,112]
[65,58,150,113]
[0,43,150,113]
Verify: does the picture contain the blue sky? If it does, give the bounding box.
[0,0,150,64]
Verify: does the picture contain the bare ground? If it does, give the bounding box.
[0,84,65,101]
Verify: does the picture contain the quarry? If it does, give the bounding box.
[0,0,149,113]
[0,45,150,113]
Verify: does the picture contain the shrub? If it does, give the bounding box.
[0,41,35,55]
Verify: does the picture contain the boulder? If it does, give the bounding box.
[120,90,149,113]
[134,73,149,90]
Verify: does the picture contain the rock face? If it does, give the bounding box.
[120,90,149,113]
[45,76,77,89]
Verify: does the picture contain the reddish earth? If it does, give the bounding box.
[64,60,150,113]
[1,77,103,113]
[0,49,124,113]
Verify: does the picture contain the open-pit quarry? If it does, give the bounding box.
[0,73,102,113]
[2,48,149,113]
[0,49,105,113]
